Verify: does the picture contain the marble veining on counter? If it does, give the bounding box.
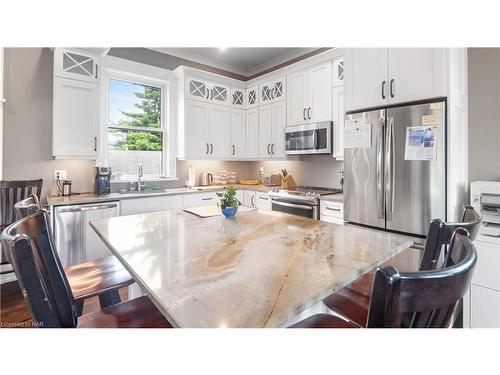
[90,209,413,328]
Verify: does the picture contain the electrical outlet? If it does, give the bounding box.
[54,170,67,180]
[259,167,264,174]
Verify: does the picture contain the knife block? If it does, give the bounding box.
[281,175,297,190]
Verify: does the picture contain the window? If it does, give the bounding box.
[106,76,169,180]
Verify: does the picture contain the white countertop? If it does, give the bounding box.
[90,208,413,328]
[46,184,272,206]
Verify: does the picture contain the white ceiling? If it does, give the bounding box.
[150,47,318,77]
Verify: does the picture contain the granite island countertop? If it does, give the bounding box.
[90,208,413,328]
[46,184,273,206]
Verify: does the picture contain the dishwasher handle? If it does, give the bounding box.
[57,203,119,213]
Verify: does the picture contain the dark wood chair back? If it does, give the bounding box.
[367,228,477,328]
[1,209,77,328]
[419,205,481,271]
[0,179,43,229]
[14,194,41,220]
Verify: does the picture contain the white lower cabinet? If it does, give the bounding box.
[471,284,500,328]
[243,190,257,207]
[121,195,183,216]
[183,192,219,208]
[467,238,500,327]
[320,200,344,225]
[256,192,271,210]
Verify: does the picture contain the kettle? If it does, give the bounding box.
[200,172,213,186]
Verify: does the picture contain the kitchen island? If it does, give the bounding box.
[90,208,413,328]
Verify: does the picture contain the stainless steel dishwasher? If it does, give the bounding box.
[53,201,120,267]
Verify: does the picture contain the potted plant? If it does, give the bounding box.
[216,186,241,218]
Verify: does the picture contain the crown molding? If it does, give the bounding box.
[150,48,250,76]
[149,47,322,78]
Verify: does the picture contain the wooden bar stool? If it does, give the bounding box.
[322,206,481,327]
[1,179,43,264]
[2,210,171,328]
[14,194,134,315]
[290,228,477,328]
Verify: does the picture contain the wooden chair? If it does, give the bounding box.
[322,206,481,327]
[290,228,477,328]
[14,195,134,315]
[1,179,43,264]
[1,210,171,328]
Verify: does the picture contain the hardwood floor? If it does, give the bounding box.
[0,281,129,328]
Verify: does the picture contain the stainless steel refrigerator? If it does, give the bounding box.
[344,99,446,237]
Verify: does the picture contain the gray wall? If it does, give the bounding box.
[3,48,96,200]
[468,48,500,183]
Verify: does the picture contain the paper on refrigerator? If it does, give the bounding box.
[344,118,372,149]
[404,126,437,161]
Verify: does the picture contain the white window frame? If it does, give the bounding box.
[99,56,177,182]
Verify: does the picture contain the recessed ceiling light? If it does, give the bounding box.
[219,47,227,51]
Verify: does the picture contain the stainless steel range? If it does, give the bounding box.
[268,186,342,220]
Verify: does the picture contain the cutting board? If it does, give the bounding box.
[183,205,255,218]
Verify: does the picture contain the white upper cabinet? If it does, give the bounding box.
[185,77,210,102]
[185,100,210,159]
[259,104,273,158]
[53,77,99,158]
[345,48,447,112]
[185,77,230,106]
[209,82,231,106]
[246,108,259,159]
[246,85,259,109]
[54,48,100,83]
[333,57,344,87]
[259,102,285,159]
[308,62,333,123]
[271,101,286,158]
[344,48,388,112]
[231,87,246,108]
[184,100,231,159]
[230,109,246,158]
[387,48,446,104]
[287,69,309,126]
[259,76,286,105]
[208,104,231,158]
[332,85,344,159]
[287,61,332,126]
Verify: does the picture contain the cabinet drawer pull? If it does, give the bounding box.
[202,197,213,201]
[251,195,255,206]
[271,143,275,154]
[232,145,235,155]
[326,207,341,212]
[390,79,395,98]
[259,196,268,200]
[303,108,307,121]
[94,137,97,152]
[382,81,386,99]
[210,143,214,154]
[307,107,311,120]
[206,143,209,154]
[267,144,271,154]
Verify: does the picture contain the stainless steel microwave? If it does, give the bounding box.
[285,121,332,155]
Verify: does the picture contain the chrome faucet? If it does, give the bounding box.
[137,163,146,191]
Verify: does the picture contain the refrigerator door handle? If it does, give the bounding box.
[385,117,395,220]
[376,119,385,219]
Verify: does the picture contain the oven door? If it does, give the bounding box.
[271,198,318,219]
[285,122,331,155]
